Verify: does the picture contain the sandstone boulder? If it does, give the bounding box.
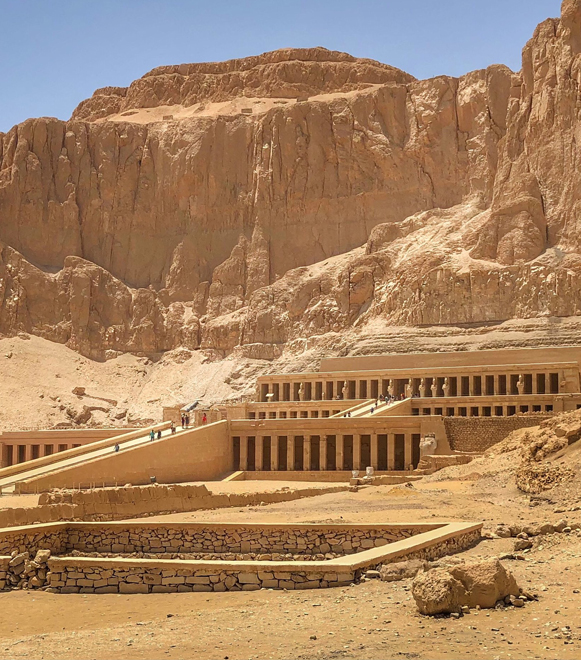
[448,559,520,609]
[412,559,521,615]
[411,568,467,616]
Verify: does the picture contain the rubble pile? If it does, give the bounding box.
[3,549,51,590]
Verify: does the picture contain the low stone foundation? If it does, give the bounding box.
[0,483,347,529]
[0,520,482,593]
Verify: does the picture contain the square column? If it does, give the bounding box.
[304,437,311,471]
[256,436,264,471]
[353,435,362,471]
[287,436,295,471]
[320,435,327,470]
[240,436,248,471]
[493,374,499,396]
[370,433,378,470]
[533,373,538,394]
[404,434,413,471]
[387,433,395,470]
[337,435,345,470]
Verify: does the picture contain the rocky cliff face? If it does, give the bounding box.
[1,2,581,360]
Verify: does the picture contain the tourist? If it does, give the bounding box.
[202,413,207,424]
[171,422,176,434]
[157,429,162,440]
[149,429,155,441]
[181,414,185,428]
[114,443,120,453]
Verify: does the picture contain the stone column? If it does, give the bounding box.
[271,437,279,471]
[304,436,311,471]
[370,433,378,470]
[367,379,372,400]
[387,434,395,470]
[404,434,413,471]
[287,436,295,471]
[320,435,328,470]
[469,376,475,396]
[532,373,538,394]
[240,436,248,471]
[256,436,264,471]
[337,435,345,470]
[353,435,362,471]
[493,374,499,396]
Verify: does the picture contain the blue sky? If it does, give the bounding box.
[0,0,562,133]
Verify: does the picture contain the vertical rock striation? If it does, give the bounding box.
[0,5,580,358]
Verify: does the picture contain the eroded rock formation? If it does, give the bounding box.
[1,2,581,359]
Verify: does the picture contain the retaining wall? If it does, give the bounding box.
[0,520,482,593]
[444,415,550,452]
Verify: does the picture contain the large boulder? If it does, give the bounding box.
[411,568,467,615]
[448,559,520,608]
[411,559,521,615]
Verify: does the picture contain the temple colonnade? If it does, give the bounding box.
[232,433,421,472]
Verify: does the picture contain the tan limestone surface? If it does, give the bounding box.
[1,1,581,368]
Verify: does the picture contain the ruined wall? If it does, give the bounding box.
[1,483,347,528]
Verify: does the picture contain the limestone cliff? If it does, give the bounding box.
[1,3,580,360]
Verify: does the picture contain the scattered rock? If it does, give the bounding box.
[514,539,533,551]
[380,560,429,583]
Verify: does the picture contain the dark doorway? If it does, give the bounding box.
[310,436,320,470]
[262,437,271,470]
[394,434,405,470]
[343,435,354,470]
[247,437,256,471]
[294,436,304,470]
[278,436,288,470]
[378,434,388,470]
[360,435,371,469]
[326,436,336,470]
[412,434,421,468]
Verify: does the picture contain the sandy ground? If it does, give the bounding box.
[1,478,580,659]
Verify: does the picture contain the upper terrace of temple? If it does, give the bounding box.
[255,347,581,402]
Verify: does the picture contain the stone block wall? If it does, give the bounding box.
[64,523,432,557]
[45,561,357,593]
[382,528,482,565]
[444,415,550,452]
[0,556,8,591]
[0,525,67,557]
[0,521,481,593]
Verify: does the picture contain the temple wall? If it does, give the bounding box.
[444,415,552,452]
